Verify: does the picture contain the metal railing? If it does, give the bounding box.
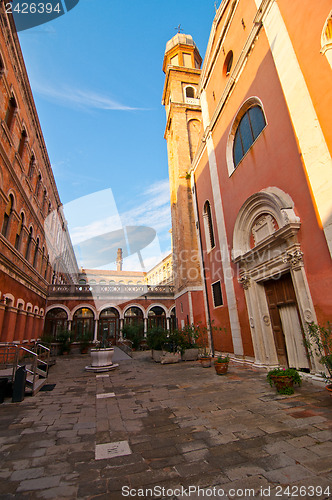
[0,343,50,396]
[48,283,174,297]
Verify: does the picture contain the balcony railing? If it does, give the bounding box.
[48,283,174,297]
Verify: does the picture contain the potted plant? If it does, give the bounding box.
[122,324,143,350]
[214,355,230,375]
[161,329,182,364]
[179,325,200,361]
[57,329,71,355]
[146,327,168,362]
[90,333,114,367]
[267,367,302,395]
[304,321,332,395]
[78,330,93,354]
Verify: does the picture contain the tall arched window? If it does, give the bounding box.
[15,212,24,251]
[25,227,33,261]
[5,96,17,131]
[33,237,39,268]
[35,174,42,199]
[18,129,27,158]
[28,154,35,179]
[1,194,14,238]
[233,105,266,167]
[203,200,215,251]
[321,11,332,68]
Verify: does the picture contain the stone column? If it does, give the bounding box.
[2,305,18,343]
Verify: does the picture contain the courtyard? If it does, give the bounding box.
[0,351,331,499]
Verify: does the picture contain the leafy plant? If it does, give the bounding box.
[56,329,71,355]
[78,330,93,352]
[122,324,142,350]
[267,367,302,395]
[304,321,332,380]
[216,355,230,363]
[146,327,168,350]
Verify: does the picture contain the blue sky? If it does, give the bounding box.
[18,0,215,271]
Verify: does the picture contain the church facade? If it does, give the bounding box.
[163,0,332,370]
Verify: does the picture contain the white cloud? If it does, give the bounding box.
[31,80,143,111]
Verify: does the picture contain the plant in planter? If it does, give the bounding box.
[160,329,182,364]
[56,329,71,355]
[304,321,332,394]
[122,324,143,350]
[78,330,93,354]
[146,327,168,362]
[267,367,302,395]
[214,355,230,375]
[179,325,200,361]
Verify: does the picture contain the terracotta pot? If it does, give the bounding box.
[200,356,212,368]
[326,384,332,396]
[270,375,294,393]
[214,361,229,375]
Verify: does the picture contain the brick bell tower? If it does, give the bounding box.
[162,33,205,328]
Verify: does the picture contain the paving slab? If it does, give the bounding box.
[0,352,331,498]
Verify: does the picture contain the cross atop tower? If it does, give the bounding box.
[174,24,183,34]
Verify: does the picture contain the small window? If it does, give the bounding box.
[28,154,35,179]
[203,201,215,251]
[25,227,33,261]
[1,194,14,238]
[15,212,24,250]
[33,237,39,268]
[18,129,27,158]
[5,96,17,131]
[186,86,195,98]
[212,281,223,307]
[0,52,4,76]
[233,105,266,167]
[224,51,233,76]
[35,174,42,198]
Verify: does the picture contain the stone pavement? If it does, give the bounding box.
[0,351,331,500]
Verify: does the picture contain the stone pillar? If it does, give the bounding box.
[166,317,170,332]
[144,318,148,336]
[2,305,18,342]
[0,300,6,341]
[93,320,98,342]
[25,312,35,342]
[119,318,124,340]
[16,309,28,342]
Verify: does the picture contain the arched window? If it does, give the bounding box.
[78,278,86,285]
[0,52,4,76]
[18,129,27,158]
[15,212,24,251]
[185,86,195,98]
[44,308,68,339]
[28,154,35,179]
[5,96,17,131]
[33,237,39,268]
[35,174,42,198]
[99,308,120,343]
[224,51,233,76]
[72,308,94,341]
[148,306,166,329]
[25,227,33,261]
[233,105,266,167]
[124,307,144,330]
[2,194,14,238]
[321,11,332,68]
[203,201,215,251]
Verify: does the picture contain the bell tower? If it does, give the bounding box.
[162,33,205,327]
